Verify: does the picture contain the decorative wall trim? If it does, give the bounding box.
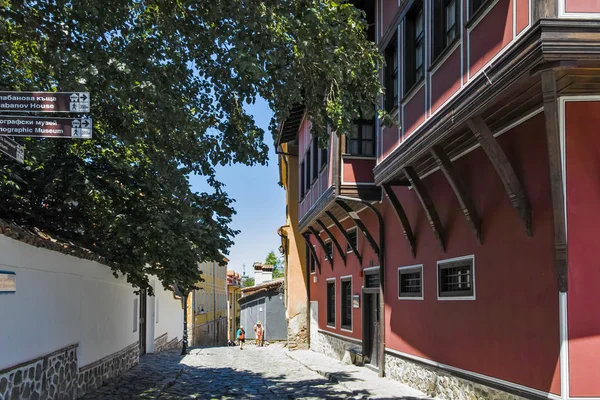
[384,347,560,400]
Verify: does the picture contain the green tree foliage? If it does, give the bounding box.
[265,250,284,278]
[242,277,255,288]
[0,0,384,292]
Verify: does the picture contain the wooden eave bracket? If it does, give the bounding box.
[403,166,446,252]
[335,199,380,257]
[382,184,417,258]
[431,145,483,244]
[467,116,533,237]
[316,219,347,266]
[325,210,363,265]
[302,232,321,273]
[541,70,568,292]
[308,226,333,269]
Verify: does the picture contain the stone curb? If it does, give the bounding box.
[283,351,356,394]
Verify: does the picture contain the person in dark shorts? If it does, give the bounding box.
[236,326,245,350]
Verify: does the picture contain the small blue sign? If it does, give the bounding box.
[0,270,16,293]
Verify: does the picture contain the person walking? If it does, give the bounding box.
[253,321,264,347]
[236,326,245,350]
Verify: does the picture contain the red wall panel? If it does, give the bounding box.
[565,101,600,397]
[384,114,560,394]
[380,0,398,38]
[566,0,600,12]
[342,157,376,184]
[469,0,513,77]
[431,47,462,114]
[403,86,426,138]
[516,0,529,34]
[382,125,399,160]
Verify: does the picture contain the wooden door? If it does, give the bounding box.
[139,291,147,355]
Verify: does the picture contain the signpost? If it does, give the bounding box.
[0,116,92,138]
[0,91,90,113]
[0,136,24,163]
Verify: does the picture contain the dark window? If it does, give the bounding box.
[324,240,333,261]
[470,0,485,17]
[341,279,352,329]
[321,146,328,169]
[385,40,398,111]
[300,160,305,200]
[346,119,375,157]
[399,266,423,298]
[433,0,459,59]
[312,140,319,181]
[305,147,312,191]
[327,281,336,326]
[365,272,380,289]
[306,243,316,274]
[346,229,358,253]
[405,2,425,92]
[438,258,474,298]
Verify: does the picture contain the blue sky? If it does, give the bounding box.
[188,98,285,278]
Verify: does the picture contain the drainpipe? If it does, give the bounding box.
[337,196,385,378]
[277,225,290,347]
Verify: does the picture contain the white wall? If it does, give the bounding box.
[0,235,182,370]
[146,278,183,353]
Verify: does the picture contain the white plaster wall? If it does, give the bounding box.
[0,235,182,370]
[150,278,183,350]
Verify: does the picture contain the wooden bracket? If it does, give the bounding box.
[541,70,568,292]
[308,226,333,269]
[403,166,446,252]
[382,184,417,257]
[467,116,533,237]
[431,145,483,244]
[335,199,380,257]
[325,210,363,265]
[302,232,321,273]
[316,219,347,265]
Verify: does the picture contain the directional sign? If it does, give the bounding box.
[0,91,90,113]
[0,136,24,163]
[0,116,92,138]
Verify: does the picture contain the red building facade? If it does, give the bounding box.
[276,0,600,398]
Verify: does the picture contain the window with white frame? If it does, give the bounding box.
[346,228,358,253]
[341,277,352,330]
[324,239,333,261]
[326,279,336,327]
[437,256,475,299]
[398,265,423,299]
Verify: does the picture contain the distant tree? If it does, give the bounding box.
[265,250,284,279]
[242,277,255,288]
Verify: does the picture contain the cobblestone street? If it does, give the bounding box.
[80,344,380,399]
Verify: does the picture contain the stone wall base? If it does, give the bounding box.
[312,330,362,362]
[0,342,139,400]
[385,352,529,400]
[286,306,308,350]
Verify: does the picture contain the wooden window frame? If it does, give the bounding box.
[437,255,476,300]
[312,139,319,182]
[398,264,424,300]
[346,228,358,253]
[385,39,399,112]
[433,0,460,61]
[346,119,376,157]
[405,1,425,93]
[305,147,312,193]
[300,160,305,200]
[326,278,336,327]
[340,276,353,331]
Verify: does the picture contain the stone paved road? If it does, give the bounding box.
[81,344,374,399]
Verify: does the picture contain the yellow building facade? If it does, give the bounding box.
[226,270,242,342]
[192,260,228,346]
[277,140,309,349]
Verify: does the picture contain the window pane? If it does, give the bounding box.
[446,0,456,28]
[362,141,374,157]
[416,10,424,37]
[362,124,374,140]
